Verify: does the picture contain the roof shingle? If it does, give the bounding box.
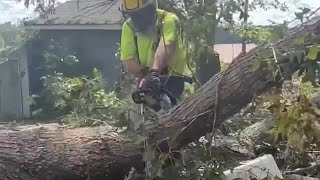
[25,0,123,26]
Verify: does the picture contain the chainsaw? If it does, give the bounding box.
[131,74,193,114]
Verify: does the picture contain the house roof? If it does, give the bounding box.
[24,0,123,30]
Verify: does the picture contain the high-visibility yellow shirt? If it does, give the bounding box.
[120,9,187,76]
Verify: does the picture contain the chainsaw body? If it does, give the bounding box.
[131,70,193,113]
[131,86,177,112]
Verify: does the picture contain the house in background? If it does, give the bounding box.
[214,28,256,63]
[6,0,254,118]
[24,0,123,100]
[24,0,254,86]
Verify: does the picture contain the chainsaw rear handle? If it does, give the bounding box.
[139,66,194,84]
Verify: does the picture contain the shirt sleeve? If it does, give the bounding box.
[120,22,137,61]
[161,14,180,44]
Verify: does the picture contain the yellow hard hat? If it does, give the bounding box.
[121,0,158,13]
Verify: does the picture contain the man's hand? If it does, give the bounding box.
[132,69,161,105]
[122,59,147,79]
[138,69,161,91]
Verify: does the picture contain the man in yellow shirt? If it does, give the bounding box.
[119,0,188,100]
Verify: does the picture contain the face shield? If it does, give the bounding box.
[122,3,157,33]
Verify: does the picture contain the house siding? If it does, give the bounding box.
[0,47,30,119]
[43,30,121,84]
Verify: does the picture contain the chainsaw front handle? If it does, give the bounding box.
[159,75,194,84]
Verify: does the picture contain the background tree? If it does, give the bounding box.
[158,0,289,89]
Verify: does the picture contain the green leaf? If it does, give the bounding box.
[93,68,102,78]
[295,12,304,22]
[54,99,67,109]
[295,7,311,22]
[307,44,320,60]
[302,61,318,86]
[300,7,311,14]
[293,36,305,45]
[288,129,305,150]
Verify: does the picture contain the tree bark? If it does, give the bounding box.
[239,115,275,148]
[0,17,319,180]
[0,124,143,180]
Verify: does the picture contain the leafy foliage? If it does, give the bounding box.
[0,23,26,47]
[155,141,228,179]
[42,39,81,76]
[249,31,320,87]
[40,68,128,127]
[232,24,287,44]
[295,7,312,22]
[27,33,103,115]
[267,82,320,151]
[159,0,289,88]
[0,22,30,60]
[126,137,234,180]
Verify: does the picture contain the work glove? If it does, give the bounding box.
[132,69,161,105]
[138,69,161,91]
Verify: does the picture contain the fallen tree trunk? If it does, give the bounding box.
[1,17,320,180]
[148,16,320,148]
[0,124,143,180]
[239,115,275,148]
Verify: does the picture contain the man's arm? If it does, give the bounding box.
[152,39,176,73]
[123,59,145,79]
[152,15,179,74]
[120,22,145,78]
